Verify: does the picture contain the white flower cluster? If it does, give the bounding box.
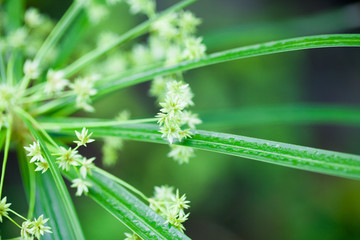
[21,215,52,240]
[24,141,49,173]
[149,186,190,232]
[156,79,201,144]
[0,196,51,240]
[70,75,99,112]
[24,128,95,196]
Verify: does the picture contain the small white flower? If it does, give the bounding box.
[31,215,52,239]
[153,185,175,201]
[126,0,155,17]
[24,59,41,79]
[166,80,194,106]
[182,37,206,60]
[25,8,44,28]
[151,13,179,40]
[167,145,194,165]
[35,161,49,174]
[21,220,34,240]
[24,141,44,163]
[71,178,92,196]
[86,3,109,24]
[79,157,95,178]
[178,11,201,35]
[55,147,80,171]
[45,69,69,94]
[181,111,202,129]
[171,189,190,211]
[70,77,98,112]
[159,123,181,144]
[0,197,11,223]
[74,127,95,147]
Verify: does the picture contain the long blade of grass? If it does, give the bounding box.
[63,169,190,240]
[35,171,79,240]
[97,34,360,96]
[55,124,360,180]
[61,0,197,77]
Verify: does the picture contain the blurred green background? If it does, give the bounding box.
[2,0,360,239]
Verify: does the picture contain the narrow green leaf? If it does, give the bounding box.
[97,34,360,96]
[35,171,78,240]
[57,124,360,180]
[63,169,191,240]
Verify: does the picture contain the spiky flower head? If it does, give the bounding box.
[31,215,52,239]
[45,69,69,95]
[23,59,41,79]
[21,220,34,240]
[126,0,156,17]
[71,178,92,196]
[34,161,49,174]
[0,197,11,223]
[25,8,44,28]
[182,37,206,60]
[74,127,95,147]
[168,145,194,165]
[55,147,80,171]
[70,76,98,112]
[79,157,95,179]
[24,141,44,163]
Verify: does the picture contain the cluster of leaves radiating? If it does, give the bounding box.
[0,0,204,238]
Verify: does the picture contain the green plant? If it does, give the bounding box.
[0,0,359,239]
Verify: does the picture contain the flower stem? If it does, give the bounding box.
[0,118,12,199]
[5,215,21,228]
[9,209,28,221]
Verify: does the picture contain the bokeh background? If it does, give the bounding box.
[2,0,360,239]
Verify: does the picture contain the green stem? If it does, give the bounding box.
[27,163,36,219]
[0,119,12,198]
[61,0,197,77]
[9,209,28,221]
[5,215,21,228]
[40,118,157,130]
[97,34,360,96]
[0,51,6,82]
[94,167,149,202]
